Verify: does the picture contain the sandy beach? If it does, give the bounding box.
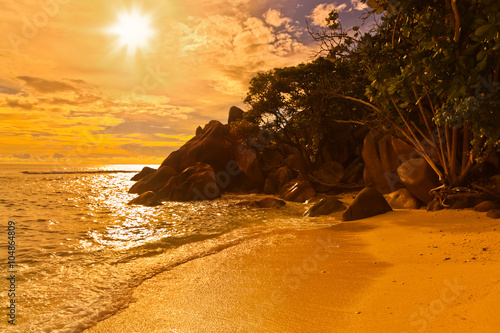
[85,208,500,333]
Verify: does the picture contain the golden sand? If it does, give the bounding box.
[85,209,500,333]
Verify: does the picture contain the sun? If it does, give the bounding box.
[107,8,155,56]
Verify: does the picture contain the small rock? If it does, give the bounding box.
[127,191,162,207]
[486,209,500,219]
[474,201,500,212]
[427,199,443,211]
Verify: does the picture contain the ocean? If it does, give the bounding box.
[0,164,339,332]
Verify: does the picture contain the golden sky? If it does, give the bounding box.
[0,0,368,164]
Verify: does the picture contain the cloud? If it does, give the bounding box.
[100,120,174,136]
[11,153,31,159]
[53,152,65,159]
[309,3,347,26]
[5,96,36,110]
[120,143,178,156]
[263,9,292,27]
[350,0,368,11]
[17,76,76,93]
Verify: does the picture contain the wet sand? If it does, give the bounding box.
[85,209,500,332]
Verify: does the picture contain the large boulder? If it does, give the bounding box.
[397,158,440,204]
[342,187,393,221]
[263,177,277,194]
[391,137,417,162]
[263,166,295,195]
[161,120,233,175]
[260,148,283,171]
[362,132,404,194]
[127,191,162,207]
[341,157,365,185]
[235,146,264,191]
[384,188,422,210]
[318,121,366,166]
[474,201,500,212]
[228,106,245,124]
[487,209,500,219]
[131,166,157,181]
[157,163,219,201]
[304,196,346,217]
[129,166,178,194]
[311,161,345,186]
[284,154,308,173]
[279,175,316,203]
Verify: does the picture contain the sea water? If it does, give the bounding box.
[0,164,339,332]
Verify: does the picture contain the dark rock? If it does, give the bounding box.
[263,177,277,194]
[131,166,157,181]
[487,209,500,219]
[260,148,283,171]
[284,154,308,173]
[129,166,178,194]
[195,126,203,136]
[427,199,444,211]
[492,174,500,195]
[319,121,364,166]
[256,197,286,208]
[397,158,440,204]
[311,161,344,186]
[127,191,162,207]
[384,188,421,210]
[362,132,404,194]
[279,175,316,203]
[342,187,392,221]
[305,196,325,205]
[157,163,219,201]
[161,120,233,175]
[449,196,485,210]
[474,201,500,212]
[341,157,365,184]
[272,166,295,190]
[263,166,295,195]
[236,197,286,208]
[228,106,245,124]
[236,147,264,191]
[304,196,346,217]
[391,137,418,163]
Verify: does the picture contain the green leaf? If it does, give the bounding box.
[477,55,488,72]
[477,50,486,61]
[475,24,494,37]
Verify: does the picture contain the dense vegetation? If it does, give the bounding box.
[236,0,500,188]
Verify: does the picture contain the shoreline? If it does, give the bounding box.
[85,209,500,332]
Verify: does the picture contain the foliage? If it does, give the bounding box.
[242,0,499,186]
[242,57,369,167]
[314,0,500,186]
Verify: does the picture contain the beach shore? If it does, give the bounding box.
[85,209,500,333]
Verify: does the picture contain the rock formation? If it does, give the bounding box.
[127,191,162,206]
[397,158,440,204]
[342,187,393,221]
[157,162,220,201]
[304,196,346,217]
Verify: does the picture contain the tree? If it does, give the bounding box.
[241,57,369,169]
[312,0,500,187]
